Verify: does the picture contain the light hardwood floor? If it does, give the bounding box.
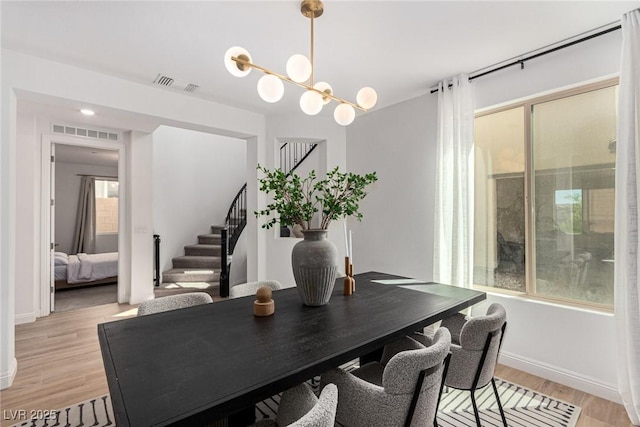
[0,302,634,427]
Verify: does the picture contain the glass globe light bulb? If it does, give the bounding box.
[286,54,312,83]
[224,46,252,77]
[313,82,333,105]
[300,90,323,115]
[334,103,355,126]
[356,87,378,109]
[257,74,284,103]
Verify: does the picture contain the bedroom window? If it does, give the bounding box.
[473,79,618,310]
[95,179,119,234]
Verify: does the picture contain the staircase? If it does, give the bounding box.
[155,142,317,299]
[155,225,227,298]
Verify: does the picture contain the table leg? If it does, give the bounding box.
[228,405,256,427]
[359,347,383,365]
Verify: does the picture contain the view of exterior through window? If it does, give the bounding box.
[95,179,119,234]
[474,81,618,307]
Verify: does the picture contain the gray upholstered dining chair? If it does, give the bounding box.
[320,327,451,427]
[250,382,338,427]
[416,303,508,427]
[229,280,283,298]
[136,292,213,316]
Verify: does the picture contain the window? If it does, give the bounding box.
[554,189,583,235]
[474,80,617,308]
[95,179,119,234]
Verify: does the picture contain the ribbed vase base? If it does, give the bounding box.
[293,266,338,306]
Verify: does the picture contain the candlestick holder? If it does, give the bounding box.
[350,262,355,292]
[344,256,355,295]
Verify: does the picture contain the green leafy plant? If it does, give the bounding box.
[255,165,378,230]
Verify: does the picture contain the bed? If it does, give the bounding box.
[54,251,118,290]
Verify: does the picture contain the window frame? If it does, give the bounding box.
[472,77,618,313]
[95,178,119,236]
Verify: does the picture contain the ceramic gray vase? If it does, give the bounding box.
[291,229,339,306]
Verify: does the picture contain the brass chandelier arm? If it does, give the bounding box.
[231,56,367,112]
[310,13,314,87]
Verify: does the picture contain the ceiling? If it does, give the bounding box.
[2,1,638,126]
[55,144,119,168]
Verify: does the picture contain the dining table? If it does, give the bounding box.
[98,271,486,426]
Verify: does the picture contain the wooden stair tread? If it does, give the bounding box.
[172,255,220,261]
[163,268,219,274]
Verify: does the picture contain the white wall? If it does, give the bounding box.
[152,126,246,274]
[1,48,267,389]
[347,94,437,280]
[54,162,119,255]
[345,30,624,402]
[14,111,37,326]
[229,229,247,286]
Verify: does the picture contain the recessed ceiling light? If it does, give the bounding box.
[80,109,95,116]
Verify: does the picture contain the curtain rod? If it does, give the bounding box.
[429,22,622,94]
[76,174,118,180]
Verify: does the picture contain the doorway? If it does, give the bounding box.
[41,134,125,316]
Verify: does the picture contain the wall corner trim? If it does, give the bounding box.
[499,351,621,404]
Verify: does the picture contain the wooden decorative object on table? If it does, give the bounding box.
[344,256,355,295]
[254,286,275,316]
[350,262,355,292]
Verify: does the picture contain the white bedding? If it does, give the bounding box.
[54,265,67,281]
[65,252,119,284]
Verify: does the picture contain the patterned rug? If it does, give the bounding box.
[9,378,580,427]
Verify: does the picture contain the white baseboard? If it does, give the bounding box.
[0,357,17,390]
[499,350,621,404]
[15,312,36,325]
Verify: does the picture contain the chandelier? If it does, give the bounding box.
[224,0,377,126]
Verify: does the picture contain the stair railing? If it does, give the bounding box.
[153,234,161,287]
[280,142,318,176]
[224,183,247,255]
[220,228,229,297]
[221,142,318,292]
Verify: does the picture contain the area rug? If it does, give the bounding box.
[9,378,580,427]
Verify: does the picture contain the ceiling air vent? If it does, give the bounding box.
[153,73,200,93]
[184,83,200,93]
[154,74,175,87]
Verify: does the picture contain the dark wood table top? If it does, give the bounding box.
[98,271,485,426]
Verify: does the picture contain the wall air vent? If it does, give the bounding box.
[153,73,200,93]
[52,123,119,142]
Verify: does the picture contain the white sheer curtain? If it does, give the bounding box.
[615,9,640,425]
[433,74,475,287]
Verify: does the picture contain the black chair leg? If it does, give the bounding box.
[491,377,508,427]
[470,390,482,426]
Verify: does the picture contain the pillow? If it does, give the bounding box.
[54,252,68,266]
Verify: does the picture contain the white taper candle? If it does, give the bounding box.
[343,222,349,257]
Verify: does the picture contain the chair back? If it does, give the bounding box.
[230,280,283,298]
[137,292,213,316]
[288,383,338,427]
[383,328,451,426]
[449,303,507,389]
